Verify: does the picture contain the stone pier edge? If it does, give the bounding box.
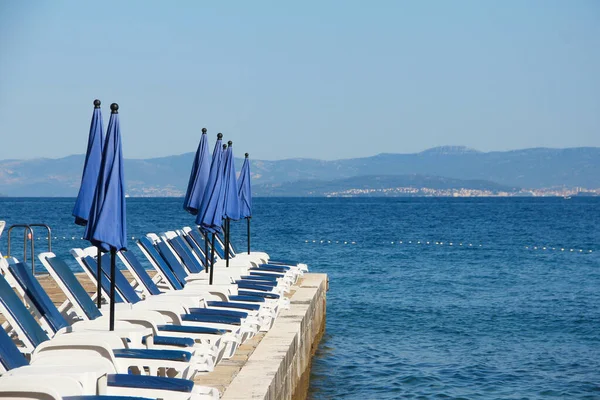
[222,273,328,400]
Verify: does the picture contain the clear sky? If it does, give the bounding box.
[0,1,598,161]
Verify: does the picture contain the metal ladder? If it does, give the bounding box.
[4,223,52,275]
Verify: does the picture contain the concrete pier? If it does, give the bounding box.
[221,273,328,400]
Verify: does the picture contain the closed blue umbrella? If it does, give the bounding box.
[183,127,210,215]
[237,152,252,254]
[73,99,105,308]
[195,133,225,284]
[84,103,126,330]
[73,99,104,226]
[221,141,240,267]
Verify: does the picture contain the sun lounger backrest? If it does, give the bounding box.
[0,327,29,371]
[120,250,162,296]
[182,234,207,266]
[155,241,188,285]
[137,238,183,290]
[216,232,236,256]
[43,255,103,320]
[190,229,225,259]
[0,274,50,348]
[213,234,226,259]
[168,237,203,273]
[97,253,142,304]
[81,256,125,303]
[6,262,70,333]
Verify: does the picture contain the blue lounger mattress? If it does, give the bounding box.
[237,282,277,292]
[141,335,195,348]
[157,325,230,334]
[112,348,192,362]
[107,374,194,393]
[238,290,280,299]
[189,308,249,318]
[208,300,261,310]
[181,313,241,325]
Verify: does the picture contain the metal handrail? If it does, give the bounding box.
[6,224,35,274]
[28,223,52,253]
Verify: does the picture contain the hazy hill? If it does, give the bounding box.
[0,146,598,196]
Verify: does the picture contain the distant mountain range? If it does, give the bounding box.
[0,146,598,197]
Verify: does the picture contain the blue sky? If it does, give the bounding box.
[0,1,598,161]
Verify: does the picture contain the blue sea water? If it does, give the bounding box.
[1,197,599,399]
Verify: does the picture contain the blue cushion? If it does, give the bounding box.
[0,326,29,370]
[81,256,125,303]
[183,233,208,267]
[138,237,183,290]
[65,396,156,400]
[141,335,194,348]
[44,255,103,320]
[157,325,229,335]
[236,279,276,287]
[168,237,203,274]
[121,250,162,296]
[257,264,290,271]
[237,282,276,292]
[250,270,285,277]
[97,253,142,304]
[240,275,278,282]
[155,241,189,285]
[181,313,241,325]
[7,262,70,333]
[188,308,248,318]
[112,348,192,362]
[226,296,265,303]
[0,275,50,348]
[107,374,194,393]
[238,290,280,299]
[250,268,287,275]
[208,300,261,310]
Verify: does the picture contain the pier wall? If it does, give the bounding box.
[222,273,328,400]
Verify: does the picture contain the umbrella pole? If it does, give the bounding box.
[226,219,230,268]
[97,247,102,308]
[109,247,116,331]
[247,217,251,255]
[210,233,215,285]
[204,232,209,273]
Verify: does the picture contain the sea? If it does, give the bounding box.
[1,197,599,399]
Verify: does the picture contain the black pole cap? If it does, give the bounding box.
[94,99,101,108]
[223,144,227,150]
[110,103,119,113]
[217,133,223,139]
[245,153,249,158]
[202,128,207,134]
[228,140,233,146]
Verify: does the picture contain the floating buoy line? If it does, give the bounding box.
[31,235,139,241]
[303,239,595,254]
[20,235,594,254]
[525,246,592,253]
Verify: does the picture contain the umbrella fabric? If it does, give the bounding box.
[84,108,127,252]
[222,144,241,221]
[73,101,104,226]
[237,154,252,218]
[183,130,210,215]
[195,136,225,233]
